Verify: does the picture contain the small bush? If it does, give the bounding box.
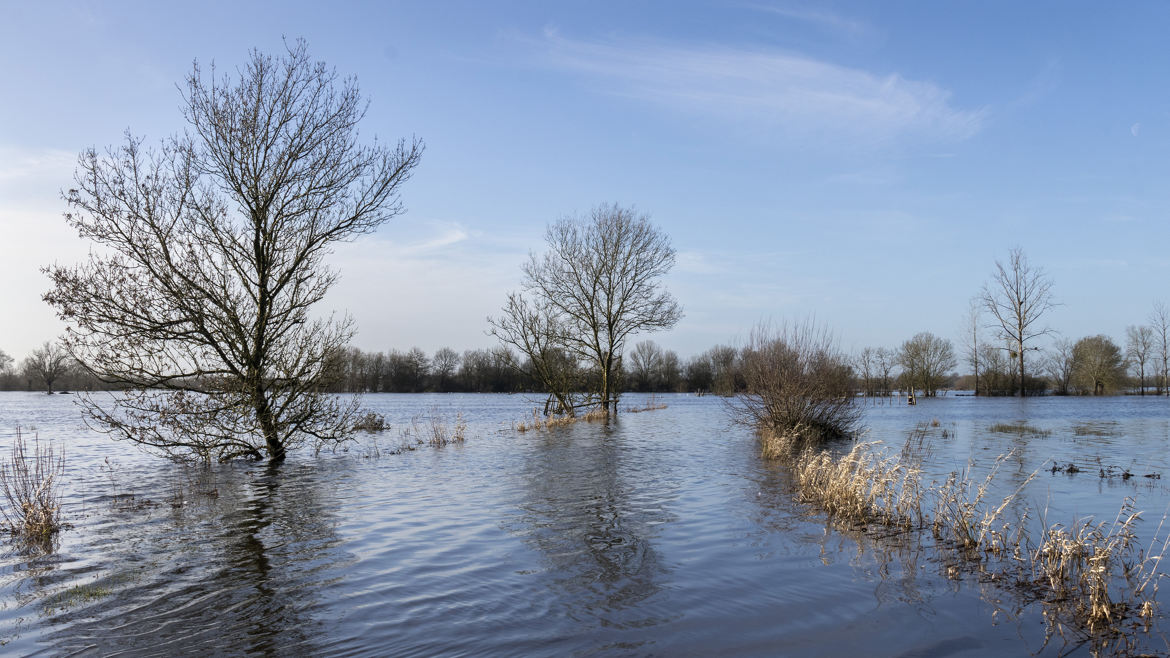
[732,322,860,448]
[0,428,64,550]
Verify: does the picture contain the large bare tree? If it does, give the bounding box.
[979,247,1057,397]
[44,41,422,461]
[492,204,682,415]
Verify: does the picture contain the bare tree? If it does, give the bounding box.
[658,349,682,392]
[897,332,956,397]
[1126,325,1155,395]
[22,342,73,394]
[979,247,1057,397]
[43,41,423,461]
[495,204,682,415]
[960,299,982,395]
[875,347,898,396]
[488,292,580,414]
[431,347,460,392]
[629,340,664,392]
[0,349,12,376]
[1151,302,1170,395]
[854,347,876,397]
[1044,338,1075,395]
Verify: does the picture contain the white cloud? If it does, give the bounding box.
[535,31,984,146]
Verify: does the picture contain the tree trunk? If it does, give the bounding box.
[1017,342,1025,398]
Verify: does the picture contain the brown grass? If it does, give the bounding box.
[513,407,608,432]
[625,394,668,413]
[0,428,64,551]
[758,425,1167,641]
[353,411,387,432]
[988,421,1052,437]
[389,409,469,453]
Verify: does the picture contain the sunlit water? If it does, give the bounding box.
[1,391,1169,655]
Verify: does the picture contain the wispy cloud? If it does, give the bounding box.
[535,30,984,146]
[745,4,874,38]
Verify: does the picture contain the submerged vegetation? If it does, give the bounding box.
[756,423,1169,645]
[513,407,609,432]
[0,429,64,551]
[987,421,1053,437]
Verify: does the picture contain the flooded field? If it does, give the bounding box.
[1,391,1169,655]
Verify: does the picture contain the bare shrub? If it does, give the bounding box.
[0,429,64,549]
[391,409,468,451]
[732,322,859,448]
[353,412,387,432]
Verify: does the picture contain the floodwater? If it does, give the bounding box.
[1,391,1169,656]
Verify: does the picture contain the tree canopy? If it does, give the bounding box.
[44,41,422,461]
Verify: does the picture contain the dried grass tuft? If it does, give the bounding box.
[0,428,64,550]
[758,423,1167,641]
[514,407,608,432]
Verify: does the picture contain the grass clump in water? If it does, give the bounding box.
[0,428,64,551]
[757,424,1168,643]
[625,394,668,413]
[513,407,608,432]
[1030,498,1165,633]
[353,411,387,432]
[988,421,1052,437]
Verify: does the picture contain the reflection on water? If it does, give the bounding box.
[27,460,348,655]
[0,392,1167,654]
[508,422,677,637]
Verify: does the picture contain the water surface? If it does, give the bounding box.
[0,392,1168,655]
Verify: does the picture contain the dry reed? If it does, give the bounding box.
[625,394,668,413]
[389,409,469,453]
[0,428,64,550]
[758,424,1168,641]
[513,407,608,432]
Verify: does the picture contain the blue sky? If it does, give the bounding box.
[3,1,1170,363]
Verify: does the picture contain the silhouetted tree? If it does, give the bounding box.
[432,347,460,392]
[22,342,72,393]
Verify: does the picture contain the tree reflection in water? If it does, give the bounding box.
[507,422,680,638]
[38,460,349,655]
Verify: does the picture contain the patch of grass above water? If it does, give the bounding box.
[988,421,1052,438]
[1073,421,1122,438]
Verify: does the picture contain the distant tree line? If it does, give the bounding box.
[316,340,754,395]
